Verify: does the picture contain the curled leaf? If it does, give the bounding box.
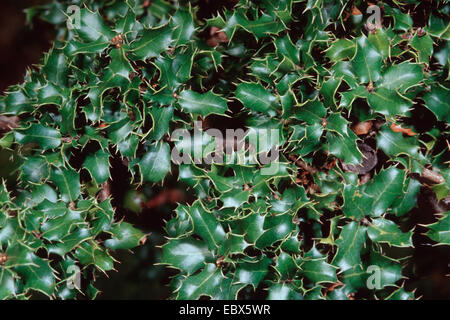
[390,123,416,136]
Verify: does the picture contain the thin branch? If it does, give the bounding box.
[98,180,111,202]
[288,154,318,175]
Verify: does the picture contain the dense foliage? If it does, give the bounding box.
[0,0,449,300]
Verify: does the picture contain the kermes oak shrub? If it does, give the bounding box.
[0,0,449,300]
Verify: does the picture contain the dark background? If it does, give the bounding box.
[0,1,54,93]
[0,0,449,300]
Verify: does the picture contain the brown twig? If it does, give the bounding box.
[288,154,317,175]
[0,252,7,265]
[390,123,416,136]
[0,115,19,133]
[421,168,445,185]
[98,180,111,202]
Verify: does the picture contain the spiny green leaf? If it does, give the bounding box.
[367,88,412,117]
[20,156,50,183]
[391,178,421,217]
[65,38,109,55]
[41,209,83,241]
[139,142,171,183]
[83,149,110,184]
[130,24,173,60]
[148,106,173,141]
[7,243,56,296]
[255,213,297,249]
[161,238,213,275]
[295,99,326,125]
[74,8,115,42]
[365,167,406,217]
[378,63,423,93]
[368,218,413,247]
[178,90,228,116]
[171,8,195,46]
[333,222,367,272]
[186,201,226,249]
[220,188,250,209]
[327,129,362,165]
[275,35,300,65]
[425,213,450,245]
[74,241,115,272]
[353,36,382,84]
[274,251,298,280]
[368,28,390,59]
[0,269,18,299]
[422,85,450,122]
[218,234,249,256]
[177,264,224,299]
[14,123,61,150]
[367,250,403,288]
[235,257,272,288]
[109,48,134,80]
[377,126,419,158]
[325,39,356,62]
[267,283,301,300]
[300,247,338,284]
[235,82,279,115]
[410,33,434,64]
[50,167,81,203]
[104,222,146,250]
